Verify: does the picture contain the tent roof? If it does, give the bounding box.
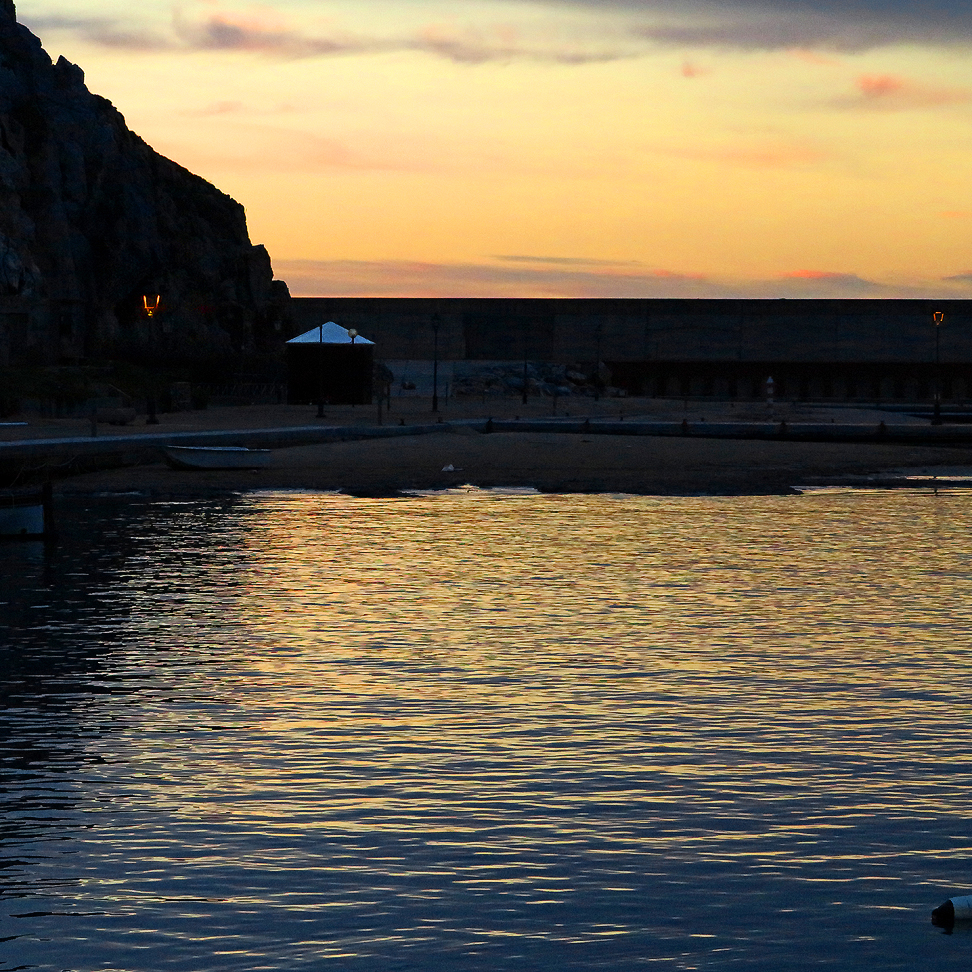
[287,322,375,345]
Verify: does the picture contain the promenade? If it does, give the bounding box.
[3,396,969,496]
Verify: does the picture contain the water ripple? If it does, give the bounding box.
[2,491,971,970]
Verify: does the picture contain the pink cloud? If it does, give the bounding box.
[152,125,404,175]
[413,23,630,65]
[680,60,710,78]
[179,10,370,56]
[940,210,972,219]
[274,260,946,299]
[30,6,636,65]
[275,258,725,298]
[857,73,905,97]
[843,73,972,109]
[167,10,632,64]
[29,7,635,65]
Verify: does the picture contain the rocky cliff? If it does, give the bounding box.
[0,0,291,372]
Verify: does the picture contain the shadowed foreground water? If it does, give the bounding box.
[2,489,972,971]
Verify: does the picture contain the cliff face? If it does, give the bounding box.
[0,0,291,370]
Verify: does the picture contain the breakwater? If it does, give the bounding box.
[476,417,972,443]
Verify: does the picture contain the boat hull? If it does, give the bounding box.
[163,446,272,470]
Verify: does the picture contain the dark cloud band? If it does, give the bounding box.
[275,259,972,299]
[24,1,972,61]
[568,0,972,50]
[22,12,634,64]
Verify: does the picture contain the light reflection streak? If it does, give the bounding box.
[3,491,972,969]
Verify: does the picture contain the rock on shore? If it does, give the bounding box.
[0,0,290,367]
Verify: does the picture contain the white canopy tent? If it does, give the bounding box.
[287,322,374,345]
[285,322,375,405]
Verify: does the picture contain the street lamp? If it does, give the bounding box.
[142,295,160,425]
[431,315,440,413]
[933,310,944,425]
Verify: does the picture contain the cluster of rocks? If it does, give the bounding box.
[0,0,291,372]
[452,362,627,398]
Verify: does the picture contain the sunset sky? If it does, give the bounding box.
[16,0,972,297]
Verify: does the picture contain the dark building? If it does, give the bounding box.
[286,323,374,405]
[292,297,972,402]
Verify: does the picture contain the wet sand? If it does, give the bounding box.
[58,425,969,497]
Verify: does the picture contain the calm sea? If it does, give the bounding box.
[2,489,972,971]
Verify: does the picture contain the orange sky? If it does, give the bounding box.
[18,0,972,297]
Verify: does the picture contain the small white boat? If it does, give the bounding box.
[163,445,272,470]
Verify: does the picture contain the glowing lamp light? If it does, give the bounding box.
[143,295,161,318]
[932,311,945,425]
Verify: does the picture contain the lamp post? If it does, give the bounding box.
[431,314,440,413]
[316,319,326,417]
[594,322,603,402]
[347,328,359,406]
[143,295,160,425]
[933,310,944,425]
[521,320,529,407]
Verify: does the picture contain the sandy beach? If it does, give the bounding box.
[26,396,967,497]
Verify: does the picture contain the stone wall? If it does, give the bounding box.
[292,297,972,365]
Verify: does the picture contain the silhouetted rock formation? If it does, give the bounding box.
[0,0,290,370]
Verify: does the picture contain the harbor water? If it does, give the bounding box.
[2,489,972,970]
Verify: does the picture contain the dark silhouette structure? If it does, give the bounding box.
[292,297,972,401]
[285,324,373,405]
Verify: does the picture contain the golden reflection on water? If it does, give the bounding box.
[10,490,972,970]
[120,492,972,845]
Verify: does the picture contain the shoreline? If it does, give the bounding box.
[52,429,972,499]
[5,399,970,500]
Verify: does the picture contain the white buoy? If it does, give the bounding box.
[932,895,972,927]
